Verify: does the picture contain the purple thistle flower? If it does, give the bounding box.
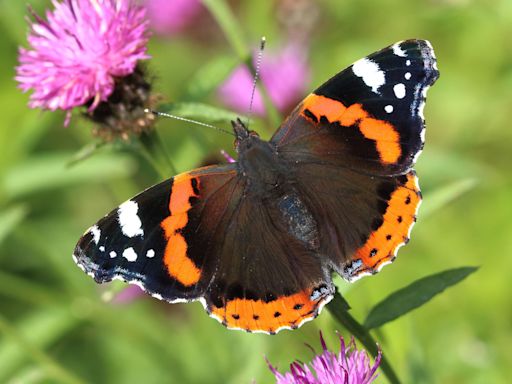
[268,333,381,384]
[218,44,310,116]
[144,0,202,35]
[16,0,150,125]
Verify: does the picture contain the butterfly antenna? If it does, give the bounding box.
[144,109,235,136]
[246,36,266,128]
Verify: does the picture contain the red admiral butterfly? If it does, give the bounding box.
[74,40,439,334]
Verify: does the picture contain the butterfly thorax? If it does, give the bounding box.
[233,119,284,192]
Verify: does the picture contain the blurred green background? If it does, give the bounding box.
[1,0,511,383]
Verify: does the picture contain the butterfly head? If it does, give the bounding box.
[232,118,260,153]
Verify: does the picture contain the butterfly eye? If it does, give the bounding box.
[234,137,242,152]
[234,130,260,152]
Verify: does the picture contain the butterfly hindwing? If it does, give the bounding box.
[202,185,335,333]
[288,163,421,281]
[272,39,439,175]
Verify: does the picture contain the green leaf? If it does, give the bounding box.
[1,152,137,199]
[159,102,240,123]
[364,267,478,329]
[184,55,239,100]
[0,204,28,245]
[66,141,107,167]
[421,178,478,218]
[0,308,84,384]
[0,270,59,305]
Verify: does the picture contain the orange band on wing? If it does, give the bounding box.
[302,94,348,122]
[161,173,202,287]
[359,118,400,164]
[355,172,420,272]
[301,94,401,164]
[210,289,327,333]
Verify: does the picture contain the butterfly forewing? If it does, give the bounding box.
[272,39,439,176]
[74,165,238,302]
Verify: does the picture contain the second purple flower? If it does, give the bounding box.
[218,44,310,117]
[268,333,381,384]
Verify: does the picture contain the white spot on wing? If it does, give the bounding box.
[118,200,144,238]
[425,40,438,70]
[99,246,105,252]
[418,86,428,120]
[392,43,407,57]
[90,225,101,244]
[384,105,394,113]
[146,249,155,258]
[405,72,412,80]
[352,58,385,94]
[393,83,406,99]
[406,59,411,66]
[109,251,117,258]
[412,144,423,164]
[122,247,137,262]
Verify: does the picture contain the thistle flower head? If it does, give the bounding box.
[268,333,381,384]
[16,0,150,116]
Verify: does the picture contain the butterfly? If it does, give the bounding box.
[74,40,439,334]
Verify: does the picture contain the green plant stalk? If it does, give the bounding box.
[201,0,282,130]
[0,314,86,384]
[0,271,59,305]
[139,130,177,178]
[328,293,401,384]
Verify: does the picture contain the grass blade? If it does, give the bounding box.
[0,309,84,384]
[421,178,477,218]
[0,205,28,245]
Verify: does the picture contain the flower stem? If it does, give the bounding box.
[138,130,177,178]
[201,0,281,130]
[0,314,86,384]
[328,292,401,384]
